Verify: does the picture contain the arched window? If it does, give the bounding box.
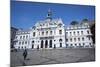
[19,42,21,45]
[70,32,72,35]
[46,31,48,35]
[73,31,75,35]
[59,30,62,34]
[59,39,62,42]
[22,41,24,45]
[20,36,22,39]
[33,32,35,36]
[70,38,72,42]
[74,38,76,41]
[23,36,25,39]
[87,30,89,34]
[66,39,68,42]
[32,40,34,43]
[25,41,27,44]
[81,31,83,34]
[50,31,52,35]
[42,31,44,35]
[82,37,84,41]
[77,31,79,35]
[75,44,77,46]
[83,43,85,45]
[22,46,23,49]
[78,38,80,41]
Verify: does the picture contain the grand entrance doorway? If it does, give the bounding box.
[49,40,52,48]
[41,40,52,48]
[41,40,43,48]
[45,40,48,48]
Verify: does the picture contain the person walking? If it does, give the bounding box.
[37,45,39,50]
[23,49,28,60]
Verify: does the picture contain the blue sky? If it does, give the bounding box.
[11,1,95,29]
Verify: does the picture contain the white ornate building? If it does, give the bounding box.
[13,9,94,49]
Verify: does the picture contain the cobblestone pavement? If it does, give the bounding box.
[10,48,95,67]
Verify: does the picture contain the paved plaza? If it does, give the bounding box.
[11,48,95,67]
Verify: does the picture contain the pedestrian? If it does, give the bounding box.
[54,44,56,49]
[23,49,28,60]
[37,45,39,50]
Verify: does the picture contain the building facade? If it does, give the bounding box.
[11,27,18,48]
[13,10,94,49]
[65,25,93,48]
